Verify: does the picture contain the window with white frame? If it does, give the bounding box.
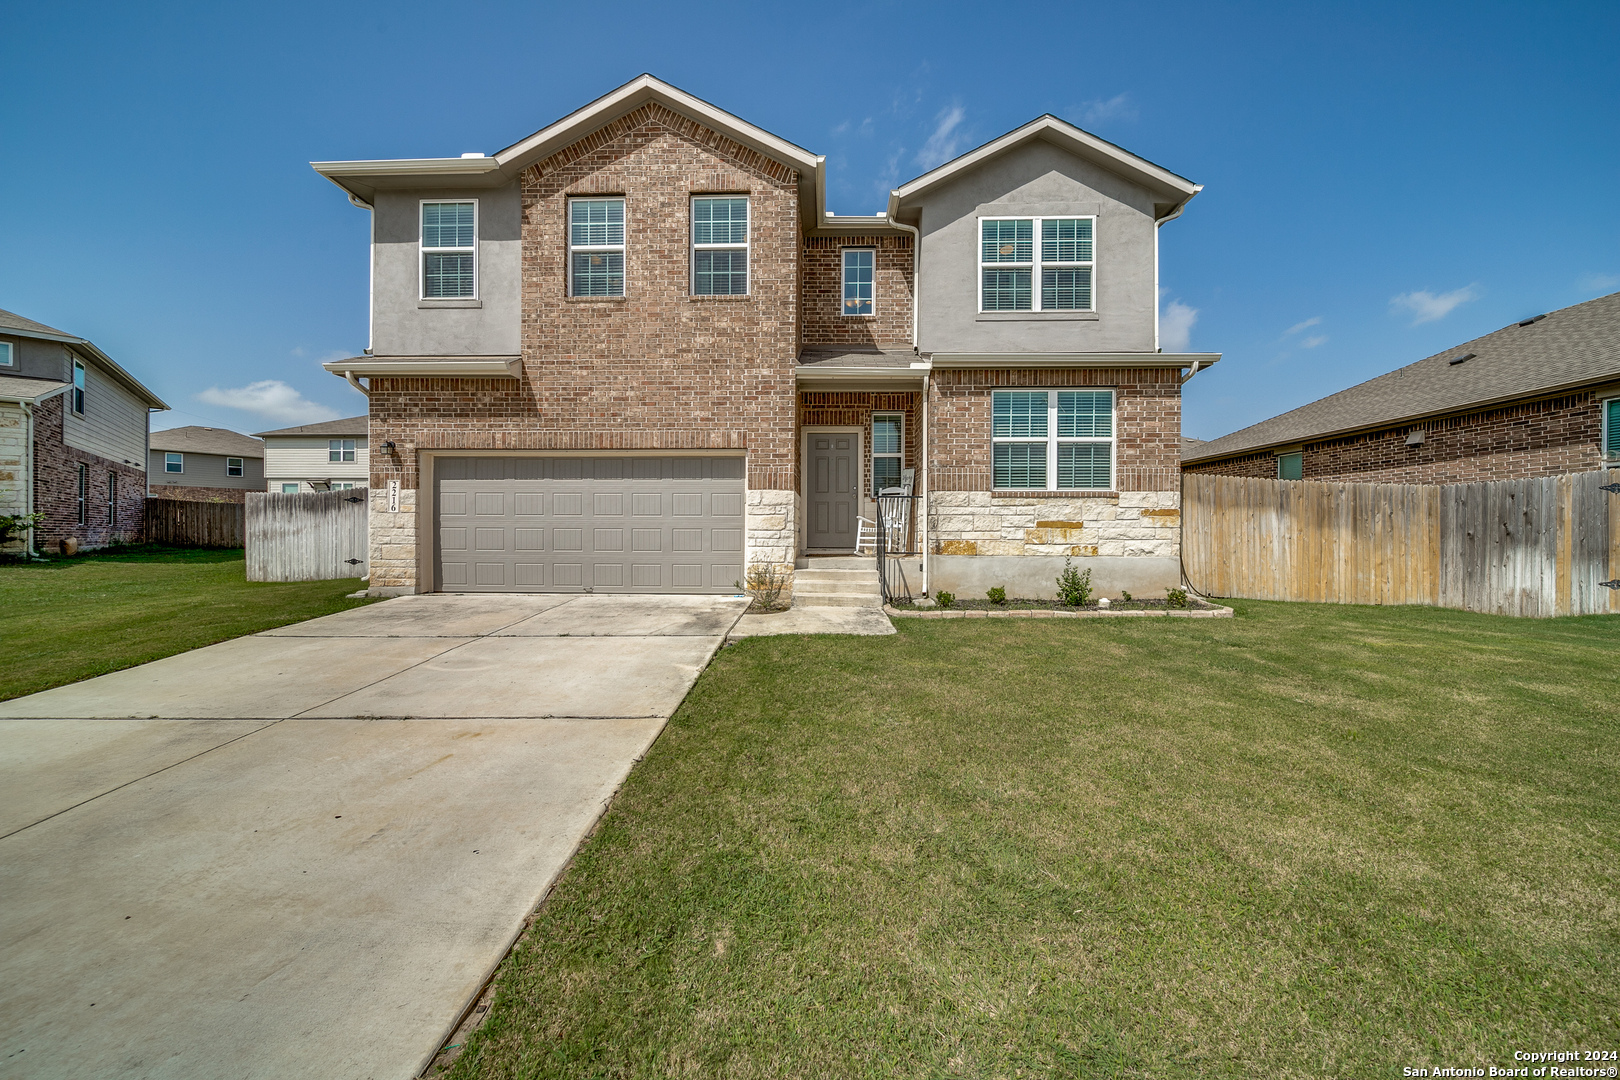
[329,439,356,463]
[227,457,244,477]
[76,463,87,525]
[569,198,625,297]
[165,452,183,473]
[281,483,300,494]
[107,472,117,525]
[843,248,874,316]
[692,197,748,295]
[980,217,1094,312]
[1604,398,1620,460]
[0,341,12,366]
[72,359,86,414]
[421,201,477,298]
[872,413,903,494]
[991,389,1114,491]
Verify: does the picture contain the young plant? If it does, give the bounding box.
[1119,590,1132,603]
[986,586,1007,605]
[1055,558,1093,607]
[933,590,956,610]
[1166,587,1190,609]
[0,512,44,546]
[733,562,789,611]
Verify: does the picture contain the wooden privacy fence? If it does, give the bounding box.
[1182,469,1620,617]
[145,498,245,548]
[245,490,368,582]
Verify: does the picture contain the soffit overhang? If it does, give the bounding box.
[322,356,522,379]
[928,352,1220,369]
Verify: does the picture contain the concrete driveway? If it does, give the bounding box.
[0,593,746,1080]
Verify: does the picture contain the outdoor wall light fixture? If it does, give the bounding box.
[382,441,397,453]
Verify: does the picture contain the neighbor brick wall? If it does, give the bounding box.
[929,368,1182,493]
[1183,390,1608,483]
[798,391,921,497]
[32,395,146,548]
[800,235,913,348]
[148,484,249,503]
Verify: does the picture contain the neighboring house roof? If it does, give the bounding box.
[890,114,1202,223]
[150,426,264,458]
[1181,437,1208,459]
[0,307,170,410]
[255,415,369,438]
[1185,291,1620,464]
[312,74,826,228]
[0,374,71,405]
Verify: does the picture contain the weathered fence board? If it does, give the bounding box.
[245,491,368,582]
[1183,469,1617,617]
[145,498,245,548]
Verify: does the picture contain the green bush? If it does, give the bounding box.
[1166,587,1189,608]
[986,586,1007,605]
[1120,590,1132,603]
[1055,558,1093,606]
[933,590,956,610]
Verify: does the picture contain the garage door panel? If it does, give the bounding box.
[436,456,746,593]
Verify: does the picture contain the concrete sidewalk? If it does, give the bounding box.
[0,594,747,1080]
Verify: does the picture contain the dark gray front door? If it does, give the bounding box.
[435,456,745,593]
[806,433,858,551]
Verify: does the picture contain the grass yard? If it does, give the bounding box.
[447,601,1619,1079]
[0,545,373,700]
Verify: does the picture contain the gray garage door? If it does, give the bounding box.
[435,456,746,593]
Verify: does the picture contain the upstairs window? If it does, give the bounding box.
[227,457,244,477]
[569,198,626,297]
[872,413,903,494]
[421,201,477,298]
[842,248,874,316]
[991,389,1114,491]
[980,217,1094,312]
[72,359,86,414]
[329,439,356,463]
[0,341,12,366]
[165,452,183,473]
[692,197,748,296]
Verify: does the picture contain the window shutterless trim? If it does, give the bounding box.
[841,247,876,317]
[165,452,183,474]
[690,195,749,296]
[107,472,117,526]
[989,388,1116,492]
[1603,397,1620,460]
[72,359,86,414]
[1276,451,1304,480]
[419,199,478,300]
[76,463,87,525]
[567,196,627,298]
[329,439,356,463]
[872,412,904,494]
[0,341,13,366]
[978,215,1096,313]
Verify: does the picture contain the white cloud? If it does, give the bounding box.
[1301,334,1328,348]
[1579,272,1620,294]
[1285,316,1322,335]
[915,105,967,170]
[1160,299,1198,352]
[1390,284,1481,325]
[196,380,340,425]
[1074,92,1137,127]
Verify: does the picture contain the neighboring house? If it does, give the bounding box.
[0,308,168,553]
[148,426,265,502]
[311,74,1217,598]
[1180,436,1208,460]
[1185,291,1620,483]
[256,416,369,493]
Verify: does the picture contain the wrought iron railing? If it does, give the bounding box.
[873,493,921,604]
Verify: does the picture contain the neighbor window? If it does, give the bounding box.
[692,197,748,295]
[165,452,183,473]
[72,359,86,414]
[76,463,87,525]
[107,473,117,526]
[1605,398,1620,459]
[329,439,356,463]
[0,341,12,366]
[421,201,477,298]
[281,483,299,493]
[872,413,903,494]
[569,198,625,297]
[227,457,244,477]
[1277,452,1303,480]
[980,217,1094,312]
[842,248,874,316]
[991,389,1114,491]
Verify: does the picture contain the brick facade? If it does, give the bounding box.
[149,484,250,503]
[797,391,921,497]
[800,235,913,348]
[31,395,146,549]
[1184,390,1609,484]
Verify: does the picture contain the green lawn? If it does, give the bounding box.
[447,601,1619,1079]
[0,545,373,700]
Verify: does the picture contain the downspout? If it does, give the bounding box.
[1153,193,1196,353]
[1180,359,1205,385]
[343,371,371,397]
[884,204,926,593]
[21,400,37,557]
[920,371,929,597]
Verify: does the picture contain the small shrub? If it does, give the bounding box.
[1119,590,1132,603]
[733,562,789,611]
[1166,587,1190,608]
[986,586,1007,605]
[933,590,956,610]
[1055,558,1093,607]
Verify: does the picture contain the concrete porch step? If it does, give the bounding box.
[796,555,876,570]
[794,591,885,609]
[794,579,880,596]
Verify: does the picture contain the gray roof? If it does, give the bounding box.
[797,347,919,369]
[1180,436,1208,459]
[0,309,74,337]
[150,426,264,458]
[254,414,369,438]
[0,307,169,410]
[0,374,71,404]
[1186,291,1620,463]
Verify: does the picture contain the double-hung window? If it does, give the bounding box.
[165,452,183,474]
[842,248,874,316]
[421,201,477,298]
[329,439,356,463]
[0,341,12,367]
[991,389,1114,491]
[72,359,86,414]
[692,197,748,295]
[980,217,1094,312]
[569,198,625,297]
[227,457,244,477]
[281,483,300,494]
[872,413,903,494]
[1604,398,1620,460]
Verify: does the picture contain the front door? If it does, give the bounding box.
[806,432,859,551]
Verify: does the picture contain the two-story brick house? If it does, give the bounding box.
[313,75,1216,599]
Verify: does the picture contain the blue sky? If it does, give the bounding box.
[3,1,1616,438]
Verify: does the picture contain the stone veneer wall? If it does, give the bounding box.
[0,402,26,552]
[929,490,1180,559]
